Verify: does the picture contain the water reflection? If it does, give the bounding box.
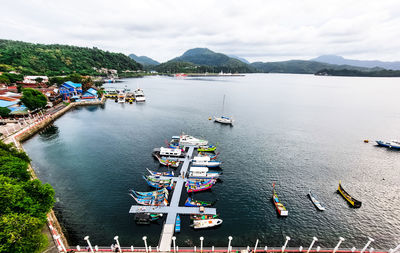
[39,124,59,141]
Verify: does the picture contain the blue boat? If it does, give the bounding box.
[175,214,181,232]
[376,140,400,149]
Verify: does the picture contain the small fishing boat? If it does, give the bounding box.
[190,214,219,220]
[146,168,174,177]
[214,95,233,125]
[177,133,208,146]
[376,140,400,149]
[175,214,181,232]
[143,176,174,190]
[132,188,168,197]
[272,183,288,216]
[185,197,215,207]
[337,181,362,208]
[197,145,217,152]
[198,152,220,160]
[134,213,163,224]
[133,88,146,102]
[130,194,168,206]
[130,190,167,200]
[144,175,172,183]
[308,190,326,211]
[188,167,221,179]
[186,179,216,193]
[152,151,181,167]
[192,219,223,229]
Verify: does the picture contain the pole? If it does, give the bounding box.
[282,236,291,253]
[299,246,303,252]
[84,236,94,253]
[172,236,177,253]
[307,237,318,253]
[254,239,259,253]
[200,237,204,253]
[143,236,148,253]
[333,237,345,253]
[361,238,374,253]
[114,236,122,253]
[265,246,268,252]
[351,247,356,252]
[228,236,233,253]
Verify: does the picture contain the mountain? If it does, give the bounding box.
[250,60,372,74]
[311,55,400,70]
[169,48,253,73]
[129,53,159,66]
[315,68,400,77]
[0,39,142,76]
[228,55,250,64]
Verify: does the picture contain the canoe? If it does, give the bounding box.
[192,219,223,229]
[308,190,326,211]
[272,184,288,216]
[190,214,219,220]
[146,168,174,177]
[184,197,215,207]
[338,181,362,208]
[175,214,181,232]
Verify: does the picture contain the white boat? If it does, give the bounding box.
[159,147,182,157]
[214,95,233,125]
[192,219,223,229]
[178,133,208,146]
[308,191,326,211]
[134,88,146,102]
[191,157,222,167]
[188,167,221,179]
[117,90,126,103]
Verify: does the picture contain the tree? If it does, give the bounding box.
[0,107,11,117]
[35,77,43,84]
[0,155,30,181]
[20,88,47,111]
[0,75,10,84]
[81,77,93,92]
[66,73,82,83]
[17,84,23,93]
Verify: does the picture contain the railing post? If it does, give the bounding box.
[114,236,122,253]
[200,237,204,253]
[264,246,268,252]
[351,247,356,252]
[254,239,259,253]
[361,238,374,253]
[333,237,345,253]
[316,246,320,252]
[131,246,134,252]
[228,236,233,253]
[172,236,176,253]
[84,236,94,253]
[95,245,99,252]
[307,237,318,253]
[143,236,148,253]
[282,236,291,253]
[76,245,81,251]
[299,246,303,252]
[195,246,197,252]
[212,246,215,252]
[149,246,152,252]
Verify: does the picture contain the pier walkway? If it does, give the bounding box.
[129,145,217,252]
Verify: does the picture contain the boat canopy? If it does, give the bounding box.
[160,147,182,156]
[193,156,210,162]
[190,167,209,173]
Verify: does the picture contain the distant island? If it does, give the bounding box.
[315,68,400,77]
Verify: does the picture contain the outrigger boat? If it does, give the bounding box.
[146,168,174,177]
[175,214,181,232]
[197,145,217,152]
[191,219,223,229]
[130,190,167,200]
[376,140,400,149]
[337,181,362,208]
[134,213,163,225]
[184,197,215,207]
[272,183,288,216]
[143,176,174,190]
[190,214,219,220]
[308,190,326,211]
[130,194,168,206]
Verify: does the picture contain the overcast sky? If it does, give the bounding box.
[1,0,400,63]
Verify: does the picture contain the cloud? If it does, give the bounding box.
[0,0,400,62]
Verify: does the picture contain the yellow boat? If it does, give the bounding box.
[338,180,362,208]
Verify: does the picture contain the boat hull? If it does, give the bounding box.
[338,181,362,208]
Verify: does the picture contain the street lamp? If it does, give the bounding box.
[282,236,291,253]
[228,236,233,253]
[84,236,94,253]
[172,236,177,253]
[114,236,122,253]
[361,238,374,253]
[307,237,318,253]
[333,237,345,253]
[200,237,204,253]
[143,236,148,253]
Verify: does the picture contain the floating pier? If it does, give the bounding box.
[129,145,217,252]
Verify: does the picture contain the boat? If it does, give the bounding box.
[308,190,326,211]
[130,194,168,206]
[144,175,172,184]
[214,95,233,125]
[157,147,184,157]
[146,168,174,177]
[197,145,217,152]
[143,176,174,190]
[186,179,216,193]
[152,152,180,168]
[175,214,181,232]
[337,181,362,208]
[134,213,163,225]
[198,152,220,160]
[188,167,221,179]
[177,133,208,146]
[190,214,219,220]
[191,157,222,168]
[185,197,215,207]
[117,90,126,103]
[133,88,146,102]
[192,219,223,229]
[272,183,288,216]
[130,190,167,200]
[376,140,400,149]
[131,188,168,197]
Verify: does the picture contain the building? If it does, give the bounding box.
[23,76,49,84]
[59,81,82,100]
[82,88,98,100]
[0,96,28,115]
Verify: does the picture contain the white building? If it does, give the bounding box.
[23,76,49,84]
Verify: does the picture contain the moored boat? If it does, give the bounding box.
[186,179,216,193]
[376,140,400,149]
[198,152,220,160]
[134,213,163,225]
[308,190,326,211]
[197,145,217,152]
[178,133,208,146]
[188,167,221,179]
[214,95,234,125]
[133,88,146,102]
[272,183,288,216]
[152,152,180,167]
[192,219,223,229]
[184,197,215,207]
[337,181,362,208]
[190,214,219,220]
[175,214,181,232]
[146,168,174,177]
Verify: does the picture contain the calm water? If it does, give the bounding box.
[23,74,400,249]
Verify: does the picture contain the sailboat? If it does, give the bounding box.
[214,95,234,125]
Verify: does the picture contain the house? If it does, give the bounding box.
[82,88,98,100]
[0,96,28,115]
[59,81,82,100]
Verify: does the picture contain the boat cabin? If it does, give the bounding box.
[159,147,182,157]
[189,167,209,177]
[192,156,210,162]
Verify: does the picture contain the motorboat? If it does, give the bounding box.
[192,219,223,229]
[376,140,400,149]
[191,157,222,168]
[188,167,221,179]
[177,133,208,146]
[134,88,146,102]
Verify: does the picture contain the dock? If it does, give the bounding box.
[129,145,217,252]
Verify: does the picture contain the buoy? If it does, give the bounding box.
[208,117,212,120]
[364,140,369,143]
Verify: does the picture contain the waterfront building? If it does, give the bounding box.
[0,96,28,115]
[59,81,82,100]
[82,88,98,100]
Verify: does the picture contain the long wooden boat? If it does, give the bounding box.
[143,176,174,190]
[198,145,217,152]
[338,181,362,208]
[308,190,326,211]
[191,219,223,229]
[186,180,216,193]
[132,188,168,197]
[146,168,174,177]
[130,194,168,206]
[175,214,181,233]
[184,197,215,207]
[198,152,220,160]
[152,152,180,167]
[130,191,166,200]
[190,214,219,220]
[272,184,288,216]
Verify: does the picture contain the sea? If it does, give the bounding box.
[23,74,400,249]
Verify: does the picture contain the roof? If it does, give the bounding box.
[87,88,98,96]
[0,99,18,107]
[63,81,82,88]
[190,167,208,172]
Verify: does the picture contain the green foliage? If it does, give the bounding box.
[0,64,14,72]
[35,77,43,83]
[67,73,82,83]
[49,76,66,86]
[0,140,55,252]
[315,68,400,77]
[0,75,10,84]
[21,88,47,111]
[0,213,47,253]
[0,39,142,76]
[1,73,24,83]
[0,107,11,117]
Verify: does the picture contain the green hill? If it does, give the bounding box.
[129,53,159,66]
[0,39,142,76]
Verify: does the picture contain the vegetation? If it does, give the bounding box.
[129,53,159,66]
[315,68,400,77]
[0,39,142,76]
[21,88,48,111]
[0,141,55,253]
[0,107,11,117]
[0,72,24,84]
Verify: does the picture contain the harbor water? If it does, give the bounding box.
[23,74,400,249]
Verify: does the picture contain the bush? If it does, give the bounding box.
[21,88,47,111]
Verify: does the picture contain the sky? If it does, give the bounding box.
[1,0,400,63]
